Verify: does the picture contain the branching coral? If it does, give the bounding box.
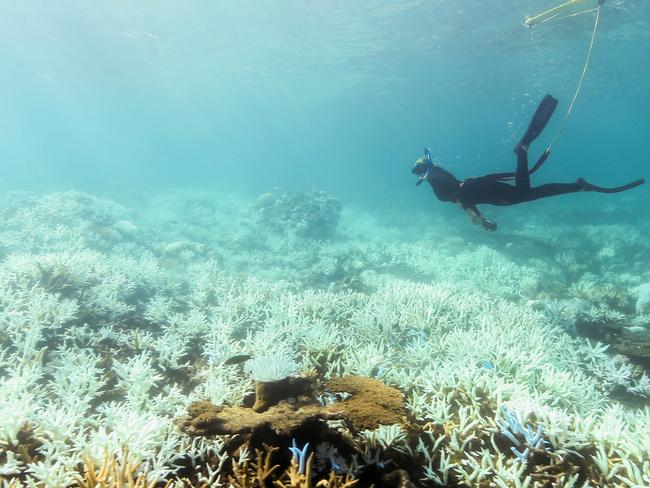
[228,444,358,488]
[76,447,169,488]
[2,189,650,486]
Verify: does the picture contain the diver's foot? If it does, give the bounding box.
[513,143,529,155]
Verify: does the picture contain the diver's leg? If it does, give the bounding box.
[515,146,531,191]
[525,182,583,201]
[514,95,558,152]
[519,177,645,203]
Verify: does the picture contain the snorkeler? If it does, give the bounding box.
[412,95,645,231]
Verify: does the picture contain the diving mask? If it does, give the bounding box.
[413,148,434,186]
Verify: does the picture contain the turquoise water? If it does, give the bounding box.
[1,2,650,487]
[1,1,647,204]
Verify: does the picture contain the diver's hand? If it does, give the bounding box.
[481,218,497,232]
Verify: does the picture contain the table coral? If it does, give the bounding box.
[324,376,408,432]
[182,375,408,438]
[183,400,331,437]
[180,375,414,487]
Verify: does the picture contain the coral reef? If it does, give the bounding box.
[255,189,342,239]
[1,189,650,487]
[251,376,314,413]
[76,447,170,488]
[228,444,359,488]
[181,375,414,487]
[637,282,650,314]
[181,375,407,437]
[325,376,408,431]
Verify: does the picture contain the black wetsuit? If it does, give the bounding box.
[427,147,643,218]
[421,95,644,228]
[428,148,584,214]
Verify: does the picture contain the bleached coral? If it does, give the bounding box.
[1,188,649,486]
[0,191,130,253]
[0,365,42,447]
[636,282,650,314]
[245,350,300,382]
[359,424,408,453]
[48,347,105,414]
[0,268,78,361]
[113,352,163,409]
[581,341,650,398]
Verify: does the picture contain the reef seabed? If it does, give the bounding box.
[0,189,649,487]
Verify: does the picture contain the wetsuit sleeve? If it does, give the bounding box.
[464,206,482,223]
[465,205,497,231]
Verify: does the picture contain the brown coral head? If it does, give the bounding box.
[252,376,314,413]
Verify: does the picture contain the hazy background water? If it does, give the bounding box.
[1,0,648,213]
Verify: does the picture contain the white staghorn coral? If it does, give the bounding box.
[0,365,42,448]
[360,424,408,452]
[112,352,163,409]
[1,188,650,486]
[48,347,105,413]
[26,455,78,488]
[0,450,23,477]
[192,363,252,406]
[78,402,181,482]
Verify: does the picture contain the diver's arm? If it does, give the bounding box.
[463,204,497,232]
[464,205,482,225]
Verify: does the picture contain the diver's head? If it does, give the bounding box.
[413,148,435,186]
[411,157,429,176]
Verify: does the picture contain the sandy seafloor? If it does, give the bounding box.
[1,186,649,487]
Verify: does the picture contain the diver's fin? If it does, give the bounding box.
[577,177,645,193]
[514,95,558,153]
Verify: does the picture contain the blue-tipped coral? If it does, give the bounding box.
[497,406,548,463]
[288,439,310,475]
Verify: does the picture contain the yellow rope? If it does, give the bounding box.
[541,5,598,23]
[524,0,599,26]
[546,4,602,152]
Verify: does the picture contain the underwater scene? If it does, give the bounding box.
[1,1,649,487]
